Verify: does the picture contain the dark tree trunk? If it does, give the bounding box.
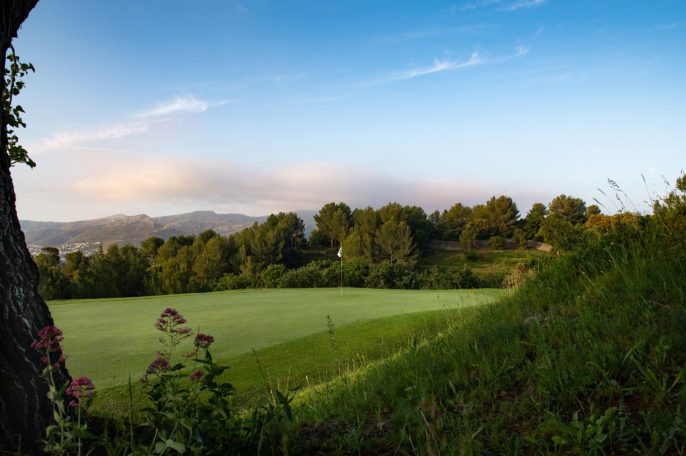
[1,1,71,454]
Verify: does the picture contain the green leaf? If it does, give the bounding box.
[164,439,186,453]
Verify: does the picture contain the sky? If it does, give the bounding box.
[10,0,686,221]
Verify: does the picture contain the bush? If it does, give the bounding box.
[214,273,254,290]
[281,260,338,288]
[365,261,418,289]
[488,235,505,249]
[343,258,371,288]
[257,264,288,288]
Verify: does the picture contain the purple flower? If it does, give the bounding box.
[145,356,171,376]
[32,325,65,368]
[154,308,192,339]
[189,369,204,382]
[194,333,214,349]
[66,376,95,408]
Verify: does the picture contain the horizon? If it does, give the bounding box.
[10,0,686,222]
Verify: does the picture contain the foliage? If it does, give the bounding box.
[548,194,587,225]
[3,52,36,167]
[313,202,352,248]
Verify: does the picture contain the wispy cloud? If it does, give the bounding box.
[42,95,222,149]
[377,24,494,43]
[266,72,307,83]
[398,52,483,79]
[500,0,547,11]
[359,46,529,87]
[43,122,149,149]
[136,96,209,118]
[460,0,546,12]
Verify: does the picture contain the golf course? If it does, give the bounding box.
[49,288,504,394]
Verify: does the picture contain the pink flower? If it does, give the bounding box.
[154,308,192,339]
[194,333,214,349]
[66,376,95,408]
[32,325,65,368]
[189,369,204,382]
[145,356,171,375]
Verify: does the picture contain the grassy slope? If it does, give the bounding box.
[50,288,503,390]
[292,231,686,454]
[419,247,549,275]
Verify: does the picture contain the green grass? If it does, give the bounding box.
[92,307,476,416]
[419,247,549,275]
[50,288,503,392]
[290,231,686,454]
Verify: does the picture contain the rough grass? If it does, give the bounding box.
[419,247,550,275]
[49,288,503,413]
[291,230,686,454]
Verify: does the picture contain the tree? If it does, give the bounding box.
[375,219,416,263]
[313,202,352,248]
[440,202,473,240]
[548,194,587,225]
[524,202,547,240]
[1,2,71,453]
[473,195,519,237]
[459,222,478,251]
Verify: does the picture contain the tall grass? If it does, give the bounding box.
[291,217,686,454]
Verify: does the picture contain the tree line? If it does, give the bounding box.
[34,195,644,300]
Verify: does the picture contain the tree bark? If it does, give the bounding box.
[1,1,71,454]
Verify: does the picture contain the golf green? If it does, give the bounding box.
[49,288,504,389]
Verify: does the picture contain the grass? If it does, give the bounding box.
[49,288,503,411]
[289,229,686,454]
[419,247,550,275]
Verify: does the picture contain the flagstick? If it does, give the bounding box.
[338,244,343,297]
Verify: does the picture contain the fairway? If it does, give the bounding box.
[50,288,503,389]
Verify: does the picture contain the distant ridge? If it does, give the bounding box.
[21,210,317,255]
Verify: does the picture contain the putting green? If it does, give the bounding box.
[49,288,504,389]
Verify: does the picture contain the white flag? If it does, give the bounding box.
[337,246,342,258]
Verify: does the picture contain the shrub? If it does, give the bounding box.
[365,261,418,289]
[257,263,288,288]
[215,273,254,290]
[488,235,505,249]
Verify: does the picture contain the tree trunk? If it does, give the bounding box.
[1,1,71,454]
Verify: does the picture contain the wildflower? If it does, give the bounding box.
[189,369,204,383]
[66,376,95,408]
[194,333,215,349]
[155,308,187,329]
[32,325,65,368]
[146,356,171,375]
[154,308,192,339]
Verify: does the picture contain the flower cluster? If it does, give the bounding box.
[66,376,96,408]
[31,325,65,368]
[189,369,204,383]
[154,307,193,337]
[194,333,215,349]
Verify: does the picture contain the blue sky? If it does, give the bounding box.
[11,0,686,221]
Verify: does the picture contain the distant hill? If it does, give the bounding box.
[21,210,317,255]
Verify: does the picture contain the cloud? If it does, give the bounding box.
[500,0,546,11]
[359,46,528,87]
[43,122,149,149]
[41,95,219,149]
[377,24,494,43]
[136,96,209,118]
[460,0,546,11]
[266,72,307,83]
[397,52,483,79]
[62,153,540,217]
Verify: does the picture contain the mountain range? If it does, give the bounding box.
[21,210,317,255]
